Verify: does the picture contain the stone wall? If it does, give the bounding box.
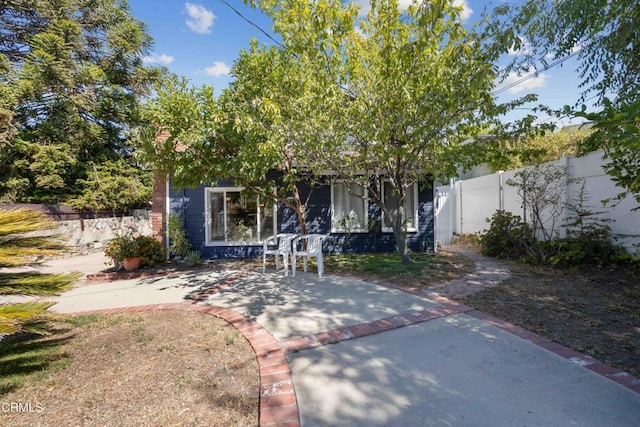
[56,210,152,254]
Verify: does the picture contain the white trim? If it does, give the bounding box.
[204,187,276,246]
[381,180,419,233]
[330,179,369,233]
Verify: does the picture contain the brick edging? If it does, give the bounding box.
[69,303,300,427]
[86,270,173,282]
[280,304,472,354]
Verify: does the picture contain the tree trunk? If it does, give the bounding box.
[393,201,411,264]
[382,200,411,264]
[291,184,308,235]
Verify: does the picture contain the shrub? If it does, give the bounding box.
[168,214,191,258]
[185,250,202,267]
[546,236,637,267]
[104,235,165,267]
[134,236,166,267]
[546,180,638,267]
[480,210,535,259]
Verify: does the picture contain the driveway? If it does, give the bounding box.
[34,252,640,426]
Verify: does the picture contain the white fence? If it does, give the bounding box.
[434,150,640,254]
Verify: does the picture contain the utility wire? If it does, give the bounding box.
[217,0,282,47]
[492,50,581,95]
[217,1,582,100]
[532,93,599,125]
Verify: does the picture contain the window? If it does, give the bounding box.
[331,181,367,232]
[382,181,418,232]
[205,187,275,245]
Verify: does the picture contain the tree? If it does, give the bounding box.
[0,209,78,336]
[0,0,163,210]
[503,0,639,106]
[248,0,534,263]
[138,44,334,236]
[503,0,640,204]
[485,125,594,172]
[220,42,340,235]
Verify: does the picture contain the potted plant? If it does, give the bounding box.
[120,237,143,271]
[103,235,142,271]
[104,235,166,272]
[104,236,128,269]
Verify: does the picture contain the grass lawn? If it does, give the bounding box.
[0,331,73,396]
[322,251,475,287]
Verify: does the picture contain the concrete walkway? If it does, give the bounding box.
[15,250,640,425]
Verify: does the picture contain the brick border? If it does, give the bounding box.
[86,270,175,282]
[280,304,472,354]
[70,303,300,427]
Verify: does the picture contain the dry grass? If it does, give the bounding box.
[1,311,258,426]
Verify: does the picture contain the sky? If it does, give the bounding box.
[129,0,593,127]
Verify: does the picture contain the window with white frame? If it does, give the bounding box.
[331,181,368,232]
[381,181,418,232]
[205,187,275,245]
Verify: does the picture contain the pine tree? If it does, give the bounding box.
[0,0,163,210]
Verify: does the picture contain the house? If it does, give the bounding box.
[151,173,436,259]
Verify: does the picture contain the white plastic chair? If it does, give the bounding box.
[292,234,328,278]
[262,233,297,275]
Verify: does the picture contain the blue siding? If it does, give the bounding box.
[170,178,434,259]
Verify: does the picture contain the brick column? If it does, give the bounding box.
[151,170,167,247]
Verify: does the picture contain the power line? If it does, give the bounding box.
[217,0,282,47]
[216,1,582,103]
[492,50,581,96]
[532,93,599,126]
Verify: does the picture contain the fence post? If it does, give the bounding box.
[563,155,572,238]
[498,171,504,211]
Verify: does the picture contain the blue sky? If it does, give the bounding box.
[129,0,592,127]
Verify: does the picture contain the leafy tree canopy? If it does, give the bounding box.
[501,0,640,204]
[244,0,537,262]
[138,43,331,235]
[501,0,639,106]
[138,0,543,262]
[485,125,594,172]
[0,0,163,210]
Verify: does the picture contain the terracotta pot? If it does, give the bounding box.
[122,257,142,271]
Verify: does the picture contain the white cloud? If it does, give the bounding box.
[204,61,230,77]
[495,72,549,95]
[352,0,472,22]
[508,37,534,56]
[185,3,215,34]
[142,54,175,65]
[352,0,371,16]
[453,0,473,22]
